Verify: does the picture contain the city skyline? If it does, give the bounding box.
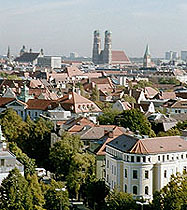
[1,0,187,57]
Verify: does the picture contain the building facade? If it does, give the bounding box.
[105,135,187,200]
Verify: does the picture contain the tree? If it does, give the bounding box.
[0,168,33,210]
[44,180,69,210]
[8,142,36,176]
[49,133,83,179]
[66,153,95,199]
[151,172,187,210]
[106,189,137,210]
[157,128,181,137]
[49,133,95,199]
[123,95,136,104]
[0,108,29,147]
[27,174,45,209]
[133,80,153,89]
[82,179,110,210]
[25,117,53,168]
[115,109,156,137]
[97,108,121,125]
[91,84,100,101]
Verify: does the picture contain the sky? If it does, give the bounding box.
[0,0,187,57]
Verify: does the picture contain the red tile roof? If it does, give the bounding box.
[112,50,131,64]
[0,97,15,107]
[27,99,58,110]
[59,92,101,113]
[130,136,187,154]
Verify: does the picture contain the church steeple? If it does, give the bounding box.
[143,44,152,68]
[144,44,150,58]
[7,46,10,59]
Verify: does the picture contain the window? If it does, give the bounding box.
[181,154,183,159]
[133,186,137,195]
[114,166,116,175]
[148,157,151,162]
[131,156,134,162]
[145,186,149,195]
[137,156,140,162]
[133,170,138,179]
[145,170,149,179]
[167,155,169,160]
[158,156,160,161]
[164,170,167,178]
[35,112,38,117]
[183,166,187,173]
[1,159,4,166]
[143,156,146,162]
[107,160,109,168]
[163,155,165,162]
[21,111,23,117]
[125,169,127,178]
[125,184,127,193]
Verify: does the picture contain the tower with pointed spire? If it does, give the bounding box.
[103,30,112,64]
[7,46,10,59]
[92,30,101,64]
[143,44,152,68]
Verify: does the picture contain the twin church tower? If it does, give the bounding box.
[92,30,112,65]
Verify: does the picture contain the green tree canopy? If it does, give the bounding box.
[106,189,137,210]
[0,108,29,146]
[123,95,136,104]
[0,168,33,210]
[49,133,95,199]
[97,108,121,125]
[26,174,45,209]
[115,109,156,137]
[8,142,36,176]
[157,128,181,137]
[151,172,187,210]
[43,179,69,210]
[82,179,110,210]
[91,84,100,101]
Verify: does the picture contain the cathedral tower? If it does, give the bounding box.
[92,30,101,64]
[143,44,152,68]
[103,30,112,64]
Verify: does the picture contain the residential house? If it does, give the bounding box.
[58,91,102,123]
[112,100,131,112]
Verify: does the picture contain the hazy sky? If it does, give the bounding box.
[0,0,187,57]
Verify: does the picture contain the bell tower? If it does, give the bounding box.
[103,30,112,64]
[92,30,101,64]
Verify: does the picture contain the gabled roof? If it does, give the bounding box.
[170,100,187,108]
[108,135,187,154]
[27,99,58,110]
[112,50,131,64]
[144,87,158,99]
[59,92,101,113]
[64,66,83,77]
[14,52,40,63]
[154,91,176,100]
[0,97,15,107]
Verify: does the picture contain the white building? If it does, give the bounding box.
[37,56,61,69]
[105,135,187,200]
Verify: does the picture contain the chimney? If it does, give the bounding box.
[68,93,72,99]
[108,131,113,138]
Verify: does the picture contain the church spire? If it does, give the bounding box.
[144,44,150,58]
[7,46,10,59]
[143,44,152,68]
